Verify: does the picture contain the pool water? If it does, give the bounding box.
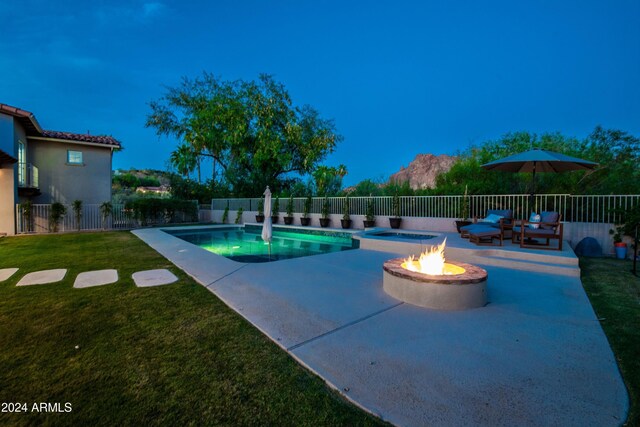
[166,225,358,263]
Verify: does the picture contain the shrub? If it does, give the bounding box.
[222,202,229,224]
[100,202,113,230]
[286,195,294,217]
[72,200,83,231]
[303,195,312,219]
[321,196,330,219]
[257,198,264,216]
[125,198,198,226]
[235,207,244,224]
[49,202,67,232]
[21,200,33,233]
[343,196,350,221]
[366,198,375,222]
[272,196,280,217]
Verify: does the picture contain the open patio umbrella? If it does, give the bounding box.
[481,148,598,211]
[261,186,272,259]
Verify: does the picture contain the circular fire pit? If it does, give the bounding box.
[383,258,488,310]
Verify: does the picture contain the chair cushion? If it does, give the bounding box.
[528,212,541,229]
[523,227,556,236]
[540,211,559,230]
[470,227,501,238]
[461,223,494,232]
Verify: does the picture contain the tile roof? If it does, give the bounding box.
[42,130,121,148]
[1,102,122,149]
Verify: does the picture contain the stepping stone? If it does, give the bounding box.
[74,269,118,288]
[0,268,19,282]
[132,269,178,287]
[17,269,67,286]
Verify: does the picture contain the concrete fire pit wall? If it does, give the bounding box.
[383,259,488,310]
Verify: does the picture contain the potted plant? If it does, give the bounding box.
[256,197,265,223]
[320,196,330,227]
[222,202,229,224]
[341,195,352,229]
[609,204,640,260]
[389,193,402,229]
[300,195,312,226]
[455,185,472,233]
[284,195,294,225]
[610,227,628,259]
[364,197,375,228]
[272,196,280,224]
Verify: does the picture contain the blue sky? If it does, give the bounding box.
[1,0,638,186]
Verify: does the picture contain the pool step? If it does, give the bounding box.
[466,253,580,277]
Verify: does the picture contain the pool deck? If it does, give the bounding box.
[133,225,628,427]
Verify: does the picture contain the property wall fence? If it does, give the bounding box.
[15,203,199,234]
[212,194,640,224]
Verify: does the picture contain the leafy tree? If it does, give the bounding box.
[312,164,347,196]
[147,73,342,196]
[350,179,383,197]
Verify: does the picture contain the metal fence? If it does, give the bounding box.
[212,194,640,224]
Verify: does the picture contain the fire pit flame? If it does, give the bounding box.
[401,238,466,276]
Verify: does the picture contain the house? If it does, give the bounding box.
[136,185,171,197]
[0,103,121,235]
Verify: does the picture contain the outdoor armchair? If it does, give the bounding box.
[513,212,563,250]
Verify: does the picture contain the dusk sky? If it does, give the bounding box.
[1,1,638,186]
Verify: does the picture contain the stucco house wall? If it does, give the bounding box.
[30,140,113,204]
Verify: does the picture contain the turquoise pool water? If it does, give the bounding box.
[166,225,358,263]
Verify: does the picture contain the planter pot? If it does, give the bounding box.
[319,218,330,228]
[255,215,265,223]
[363,220,376,228]
[455,220,473,233]
[341,219,352,229]
[614,242,627,260]
[389,217,402,229]
[271,216,279,224]
[300,217,311,226]
[284,216,294,225]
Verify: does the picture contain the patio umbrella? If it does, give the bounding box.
[481,149,598,211]
[261,186,272,259]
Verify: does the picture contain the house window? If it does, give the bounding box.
[67,150,83,165]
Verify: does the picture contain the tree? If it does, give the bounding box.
[147,73,342,196]
[312,164,347,196]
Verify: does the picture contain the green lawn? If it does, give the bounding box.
[0,232,385,426]
[580,257,640,426]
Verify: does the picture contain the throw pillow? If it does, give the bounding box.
[528,213,541,229]
[483,213,504,223]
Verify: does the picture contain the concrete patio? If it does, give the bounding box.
[133,226,628,426]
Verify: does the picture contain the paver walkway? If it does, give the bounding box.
[132,269,178,287]
[17,269,67,286]
[74,269,119,288]
[0,268,19,282]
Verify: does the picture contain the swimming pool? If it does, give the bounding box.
[166,225,359,263]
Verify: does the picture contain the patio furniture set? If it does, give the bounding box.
[460,209,563,250]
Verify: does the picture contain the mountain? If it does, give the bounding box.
[389,154,457,189]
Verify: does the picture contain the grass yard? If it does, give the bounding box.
[0,232,386,426]
[580,257,640,426]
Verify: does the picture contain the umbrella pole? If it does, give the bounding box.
[530,162,537,213]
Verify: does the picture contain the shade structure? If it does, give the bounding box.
[261,186,272,244]
[481,149,598,173]
[481,149,598,210]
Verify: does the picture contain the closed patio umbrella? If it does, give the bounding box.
[481,148,598,211]
[261,186,272,259]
